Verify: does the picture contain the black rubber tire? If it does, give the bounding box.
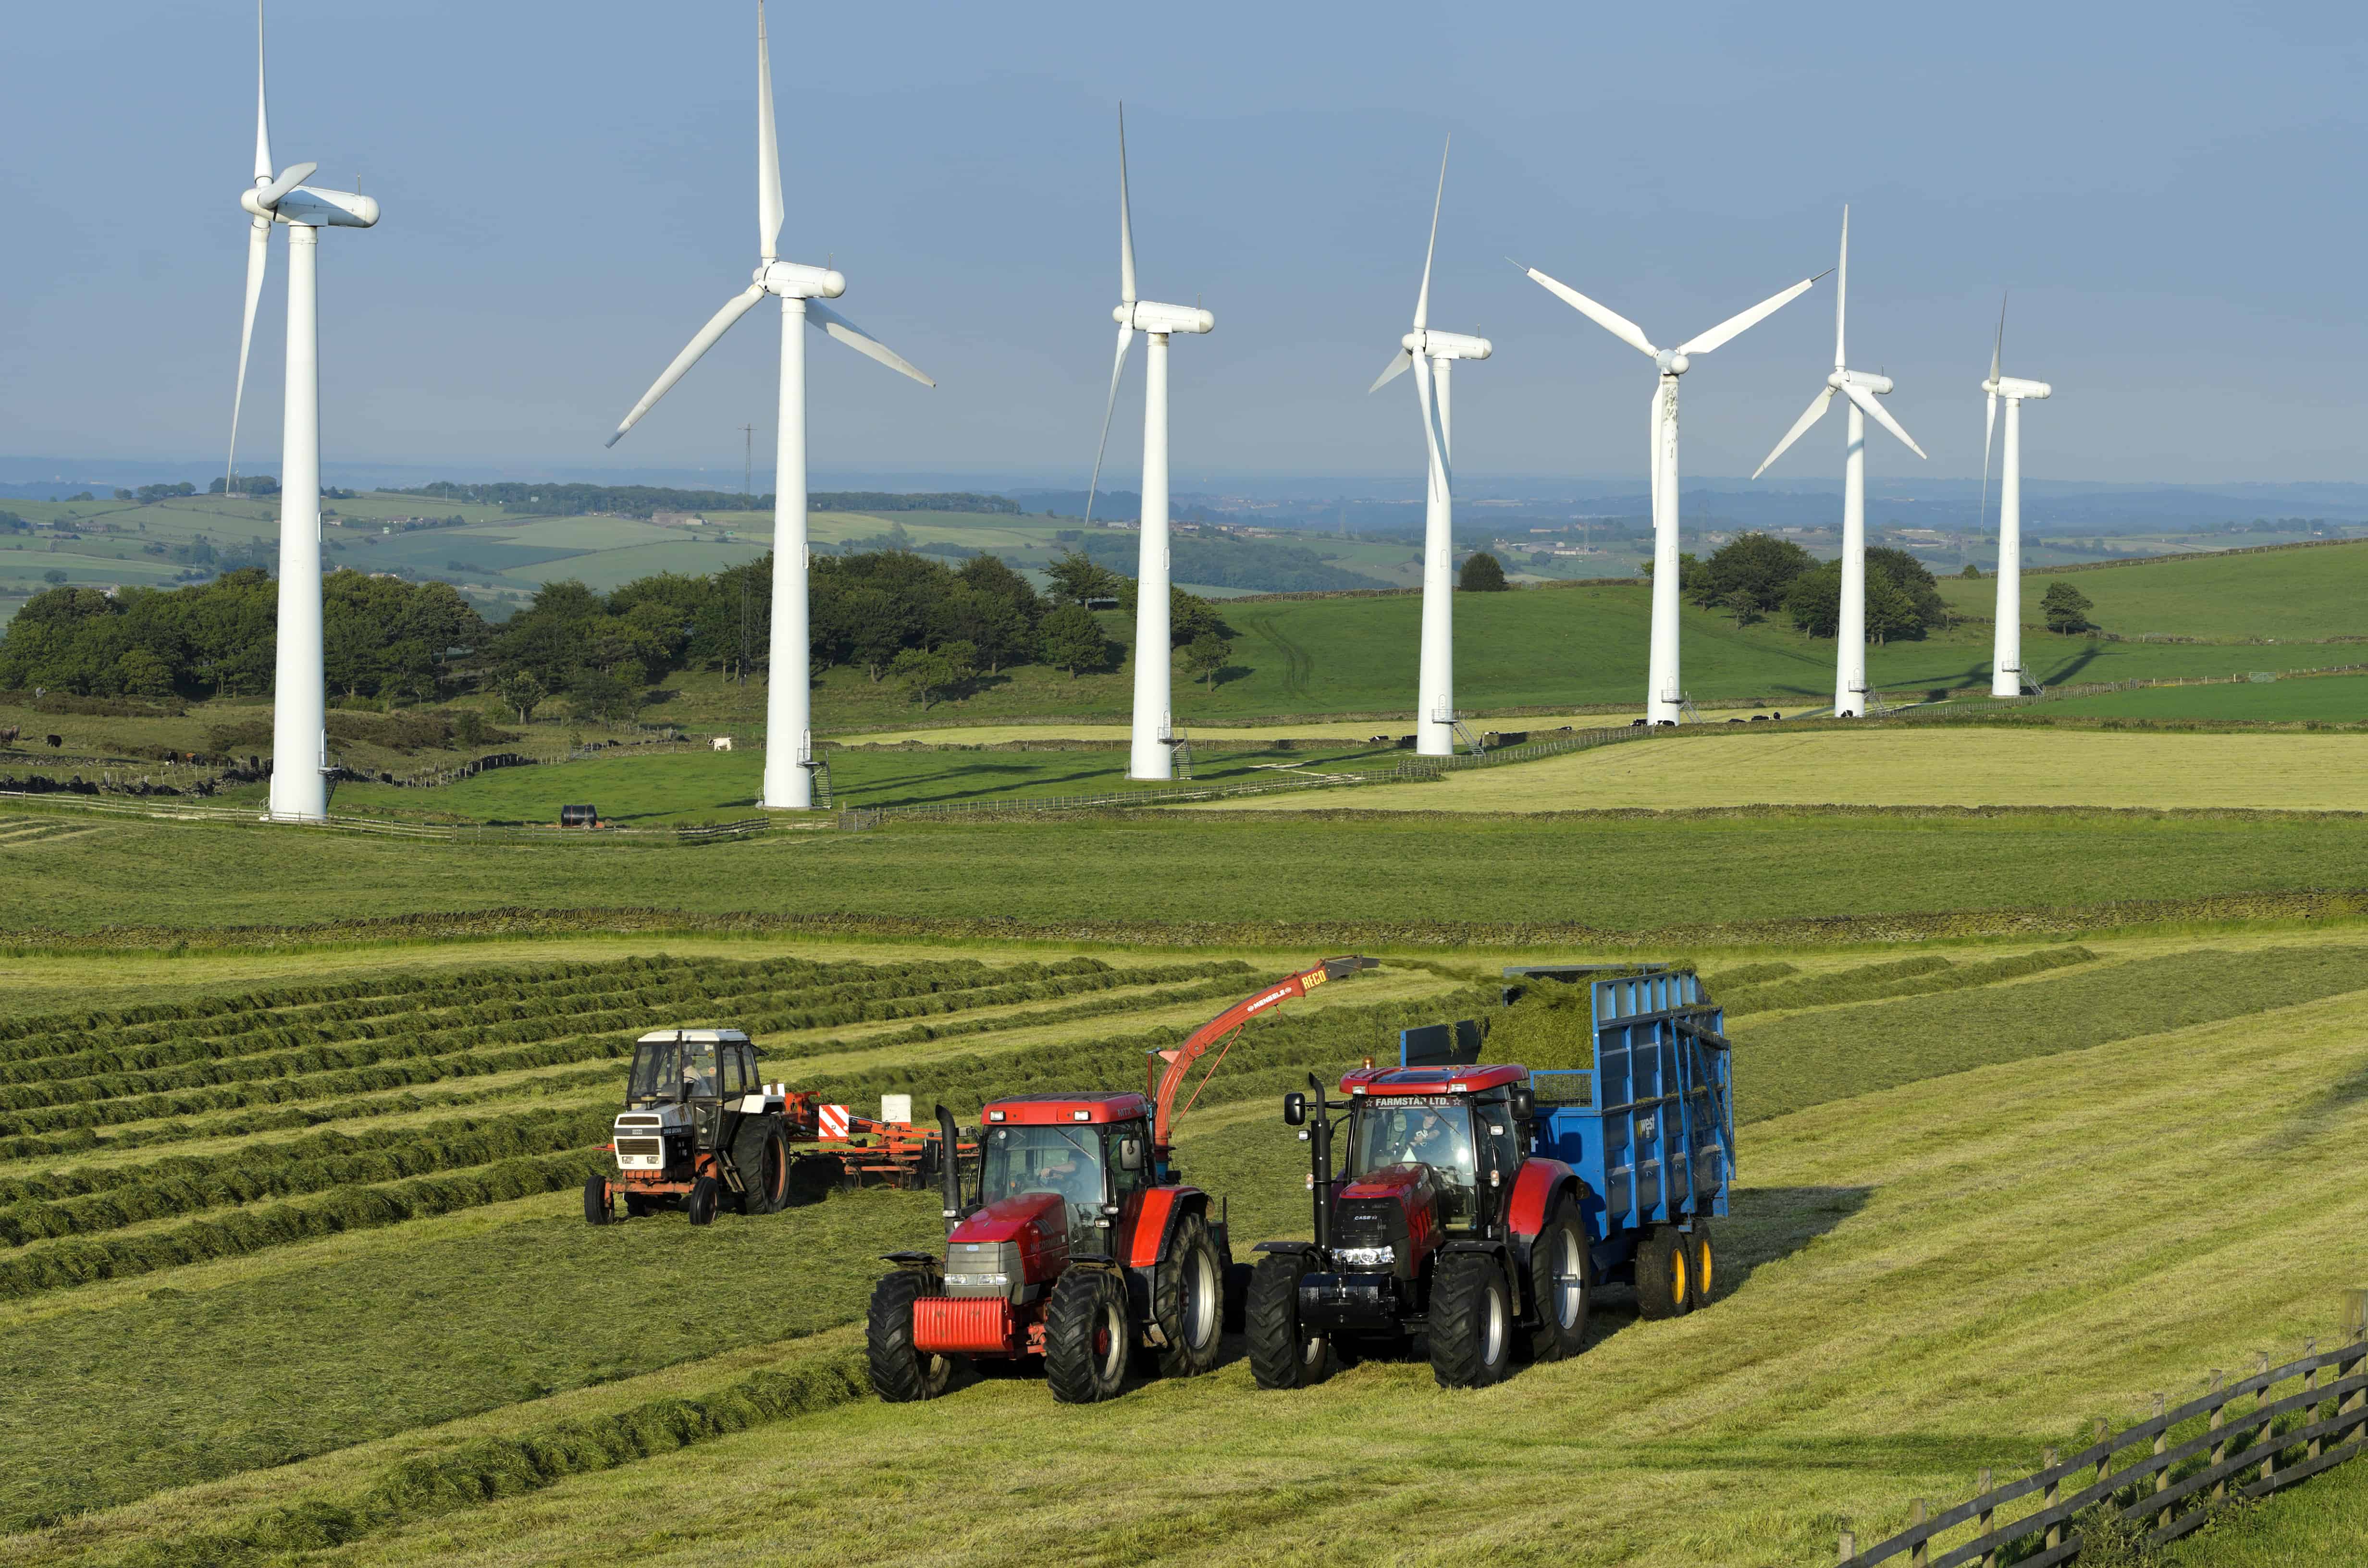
[685,1174,721,1227]
[623,1193,656,1219]
[1635,1225,1691,1321]
[788,1155,840,1206]
[1150,1211,1224,1379]
[1687,1226,1716,1311]
[1429,1252,1515,1389]
[1043,1269,1130,1404]
[582,1174,611,1226]
[865,1269,954,1403]
[732,1122,791,1215]
[1244,1252,1330,1391]
[1526,1209,1592,1362]
[1222,1261,1253,1336]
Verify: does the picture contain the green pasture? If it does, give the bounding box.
[2040,672,2368,722]
[1935,539,2368,640]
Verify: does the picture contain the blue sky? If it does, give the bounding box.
[3,1,2364,487]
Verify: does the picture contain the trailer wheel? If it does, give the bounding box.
[1635,1225,1691,1321]
[733,1123,791,1215]
[1526,1210,1592,1361]
[1150,1212,1224,1379]
[1044,1268,1130,1404]
[582,1174,611,1226]
[1687,1227,1716,1310]
[1245,1252,1330,1390]
[1430,1253,1514,1389]
[865,1269,953,1403]
[685,1175,721,1227]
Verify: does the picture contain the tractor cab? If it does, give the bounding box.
[968,1093,1153,1258]
[616,1029,760,1186]
[1337,1065,1530,1237]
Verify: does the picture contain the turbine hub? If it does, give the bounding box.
[1659,350,1690,376]
[1833,368,1894,395]
[759,261,846,300]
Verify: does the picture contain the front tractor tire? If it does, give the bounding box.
[1044,1268,1130,1404]
[733,1122,791,1215]
[1245,1252,1331,1390]
[582,1174,611,1226]
[1526,1209,1592,1362]
[866,1269,954,1403]
[1151,1212,1224,1380]
[685,1175,721,1227]
[1429,1252,1514,1389]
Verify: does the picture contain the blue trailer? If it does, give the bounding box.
[1245,963,1734,1390]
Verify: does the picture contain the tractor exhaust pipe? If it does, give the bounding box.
[1306,1072,1335,1264]
[934,1103,963,1228]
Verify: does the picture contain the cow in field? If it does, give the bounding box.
[45,735,62,748]
[712,736,733,752]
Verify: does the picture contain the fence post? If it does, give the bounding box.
[1976,1468,1995,1568]
[2151,1393,2169,1529]
[2043,1448,2061,1552]
[2209,1371,2228,1499]
[2304,1340,2321,1463]
[2094,1417,2111,1498]
[1907,1497,1927,1568]
[1837,1527,1855,1565]
[2258,1350,2278,1487]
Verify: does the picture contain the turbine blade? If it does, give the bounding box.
[1751,385,1835,480]
[251,160,317,211]
[1414,137,1447,332]
[1996,289,2008,377]
[1520,264,1658,357]
[1414,354,1453,503]
[1840,381,1927,459]
[1117,105,1136,306]
[227,218,271,495]
[1980,387,1998,531]
[1834,204,1849,368]
[1648,381,1664,526]
[1677,273,1822,356]
[756,0,784,261]
[253,0,272,182]
[806,300,935,386]
[1369,348,1413,395]
[1085,323,1135,525]
[605,283,767,447]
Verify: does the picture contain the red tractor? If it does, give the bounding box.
[865,956,1375,1404]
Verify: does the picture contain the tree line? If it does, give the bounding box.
[391,482,1021,519]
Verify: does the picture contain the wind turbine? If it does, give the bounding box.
[1084,108,1214,782]
[1370,142,1490,758]
[225,0,379,823]
[1749,208,1926,718]
[605,0,934,810]
[1519,257,1823,723]
[1981,297,2052,698]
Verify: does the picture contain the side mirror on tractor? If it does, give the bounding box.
[1283,1092,1307,1127]
[1510,1086,1536,1121]
[1117,1136,1144,1172]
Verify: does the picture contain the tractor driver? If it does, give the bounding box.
[1033,1134,1103,1207]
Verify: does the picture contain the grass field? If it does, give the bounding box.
[1207,729,2368,814]
[1934,539,2368,640]
[4,925,2360,1566]
[2041,673,2368,723]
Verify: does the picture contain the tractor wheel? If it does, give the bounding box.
[685,1175,721,1227]
[1430,1252,1514,1389]
[733,1122,791,1215]
[865,1269,953,1403]
[1526,1209,1592,1362]
[1687,1226,1716,1311]
[788,1156,840,1206]
[1244,1252,1330,1391]
[1635,1225,1691,1321]
[1150,1211,1224,1380]
[1043,1268,1130,1404]
[582,1174,611,1226]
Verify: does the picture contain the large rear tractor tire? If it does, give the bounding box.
[1526,1209,1592,1362]
[582,1174,611,1226]
[685,1175,721,1227]
[733,1122,791,1216]
[1244,1252,1330,1391]
[1687,1226,1716,1311]
[1043,1268,1130,1404]
[1429,1252,1514,1390]
[1151,1211,1224,1380]
[1635,1225,1691,1321]
[866,1269,954,1403]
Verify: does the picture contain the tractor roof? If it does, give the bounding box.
[634,1029,751,1045]
[980,1092,1151,1127]
[1341,1065,1529,1097]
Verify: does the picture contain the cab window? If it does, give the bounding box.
[721,1046,748,1097]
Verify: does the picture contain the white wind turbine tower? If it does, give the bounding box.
[1370,142,1490,758]
[225,1,379,823]
[1749,208,1926,718]
[1084,108,1214,782]
[1519,257,1824,724]
[605,0,935,810]
[1981,297,2052,697]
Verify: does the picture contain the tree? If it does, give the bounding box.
[1865,547,1948,630]
[1960,562,1982,579]
[1786,551,1947,642]
[888,639,976,710]
[1184,631,1231,690]
[499,670,546,723]
[1783,561,1843,637]
[1040,604,1113,678]
[1459,551,1509,592]
[1697,533,1815,624]
[1045,548,1122,606]
[2042,581,2095,635]
[41,569,66,585]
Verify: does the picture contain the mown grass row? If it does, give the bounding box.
[763,971,1268,1063]
[1721,945,2099,1017]
[0,1148,599,1298]
[0,1106,608,1247]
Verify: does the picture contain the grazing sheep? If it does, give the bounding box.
[712,736,734,752]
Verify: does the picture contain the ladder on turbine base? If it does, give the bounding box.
[1677,693,1703,724]
[1432,706,1485,755]
[1167,726,1194,780]
[800,755,833,809]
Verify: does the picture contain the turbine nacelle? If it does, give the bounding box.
[1118,300,1214,335]
[1987,374,2052,401]
[260,186,380,228]
[1832,367,1894,396]
[759,260,846,300]
[1405,329,1491,361]
[1656,349,1691,377]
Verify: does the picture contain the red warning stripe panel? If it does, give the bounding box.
[819,1103,850,1139]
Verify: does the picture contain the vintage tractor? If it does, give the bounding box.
[865,956,1376,1404]
[585,1028,960,1225]
[1245,965,1733,1390]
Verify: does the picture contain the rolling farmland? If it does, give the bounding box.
[1933,538,2368,640]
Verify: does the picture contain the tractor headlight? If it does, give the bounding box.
[1335,1245,1396,1269]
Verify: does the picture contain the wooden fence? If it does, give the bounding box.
[1839,1295,2368,1567]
